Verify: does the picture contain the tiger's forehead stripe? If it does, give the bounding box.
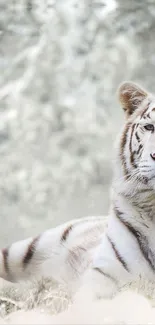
[141,101,155,122]
[134,102,154,123]
[148,100,155,111]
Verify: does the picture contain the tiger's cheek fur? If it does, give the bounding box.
[138,133,155,181]
[120,119,155,182]
[119,123,143,178]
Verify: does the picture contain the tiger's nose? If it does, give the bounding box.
[150,153,155,161]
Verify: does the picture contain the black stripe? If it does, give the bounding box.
[2,248,9,274]
[120,122,132,179]
[129,124,136,155]
[2,247,15,282]
[140,104,150,119]
[61,218,99,242]
[61,225,73,242]
[135,131,140,143]
[114,207,155,272]
[107,235,129,272]
[136,143,143,155]
[129,124,137,168]
[23,237,39,267]
[93,267,118,284]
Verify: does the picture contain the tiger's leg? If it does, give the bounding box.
[76,213,155,301]
[75,232,134,302]
[0,216,106,291]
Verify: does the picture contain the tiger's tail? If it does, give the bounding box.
[0,216,106,290]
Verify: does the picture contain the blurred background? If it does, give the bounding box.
[0,0,154,245]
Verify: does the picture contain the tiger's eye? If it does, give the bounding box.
[144,124,154,132]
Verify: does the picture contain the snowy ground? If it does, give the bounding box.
[1,288,155,324]
[0,278,155,324]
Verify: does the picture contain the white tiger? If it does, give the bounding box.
[1,81,155,300]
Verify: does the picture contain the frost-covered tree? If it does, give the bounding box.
[0,0,154,243]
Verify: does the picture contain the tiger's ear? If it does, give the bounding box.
[118,82,148,117]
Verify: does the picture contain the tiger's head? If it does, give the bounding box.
[117,82,155,191]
